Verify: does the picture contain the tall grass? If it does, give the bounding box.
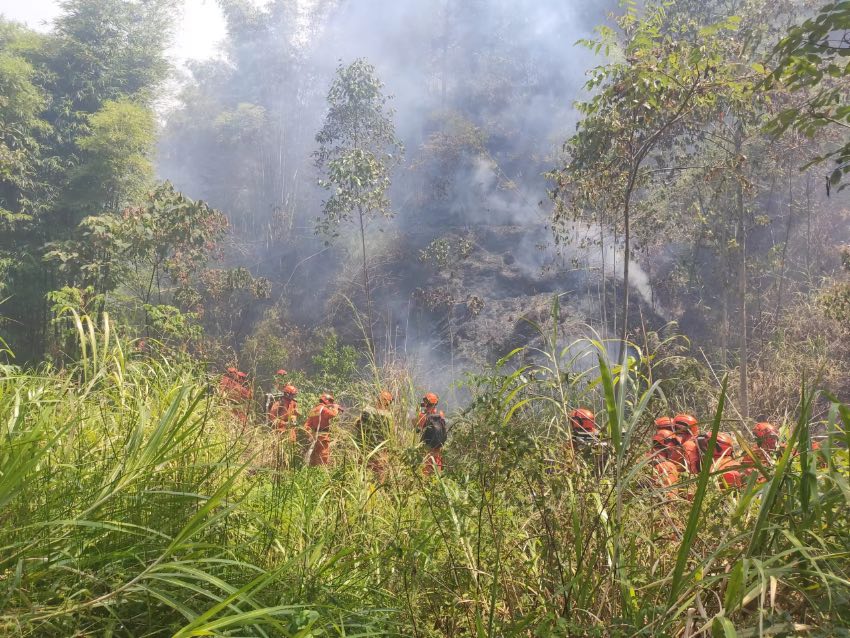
[1,309,848,636]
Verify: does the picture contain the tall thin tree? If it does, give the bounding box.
[315,59,403,352]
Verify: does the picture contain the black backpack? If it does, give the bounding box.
[421,413,448,448]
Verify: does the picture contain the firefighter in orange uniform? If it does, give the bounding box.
[695,432,743,489]
[356,390,394,479]
[740,421,779,481]
[649,429,681,488]
[415,393,446,475]
[220,367,253,423]
[654,416,674,432]
[672,414,701,474]
[268,375,300,443]
[568,408,598,450]
[304,392,341,466]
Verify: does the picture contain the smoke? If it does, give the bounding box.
[158,0,654,394]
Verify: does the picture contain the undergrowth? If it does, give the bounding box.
[1,308,848,637]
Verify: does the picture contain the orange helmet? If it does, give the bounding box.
[673,414,699,437]
[422,392,439,407]
[282,384,298,396]
[226,367,238,375]
[378,390,393,407]
[716,432,734,454]
[654,416,674,430]
[652,428,678,449]
[319,392,335,405]
[275,369,288,377]
[753,422,777,440]
[236,371,248,379]
[569,408,597,433]
[698,432,734,457]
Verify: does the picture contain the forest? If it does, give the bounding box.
[0,0,849,635]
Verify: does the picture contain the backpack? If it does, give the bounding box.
[421,413,448,448]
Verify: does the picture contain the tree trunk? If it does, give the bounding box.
[805,173,812,281]
[619,180,634,352]
[358,205,375,354]
[774,167,794,323]
[721,285,728,370]
[735,157,749,420]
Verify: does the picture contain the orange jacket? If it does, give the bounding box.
[714,456,743,489]
[269,397,299,430]
[305,403,340,433]
[653,459,680,487]
[415,406,443,430]
[681,439,701,474]
[219,375,252,403]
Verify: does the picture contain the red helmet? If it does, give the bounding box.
[654,416,673,430]
[753,422,777,440]
[282,384,298,396]
[569,408,597,433]
[673,414,699,437]
[378,390,394,407]
[319,392,335,405]
[698,432,734,457]
[716,432,734,454]
[422,392,439,407]
[652,428,678,449]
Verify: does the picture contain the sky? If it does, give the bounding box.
[0,0,228,64]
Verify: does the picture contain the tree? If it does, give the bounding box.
[0,0,176,361]
[69,99,156,214]
[44,182,229,341]
[314,58,403,350]
[768,2,850,191]
[549,6,743,348]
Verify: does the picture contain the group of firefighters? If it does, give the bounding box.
[569,407,807,491]
[219,368,446,475]
[222,367,808,486]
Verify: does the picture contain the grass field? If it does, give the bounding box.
[1,314,848,636]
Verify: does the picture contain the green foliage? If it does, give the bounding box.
[0,39,49,223]
[70,99,156,211]
[311,330,359,390]
[44,182,229,351]
[51,0,175,110]
[0,0,177,360]
[46,182,227,298]
[768,1,850,190]
[553,7,746,230]
[550,4,749,342]
[241,306,293,384]
[314,58,403,238]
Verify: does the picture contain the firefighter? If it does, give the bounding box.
[415,393,446,475]
[268,382,300,443]
[672,413,699,443]
[669,414,700,473]
[219,367,252,423]
[740,422,779,481]
[568,408,598,448]
[654,416,674,431]
[695,432,743,489]
[356,390,394,479]
[304,392,342,466]
[650,429,681,487]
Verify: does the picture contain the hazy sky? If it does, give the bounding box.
[0,0,228,64]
